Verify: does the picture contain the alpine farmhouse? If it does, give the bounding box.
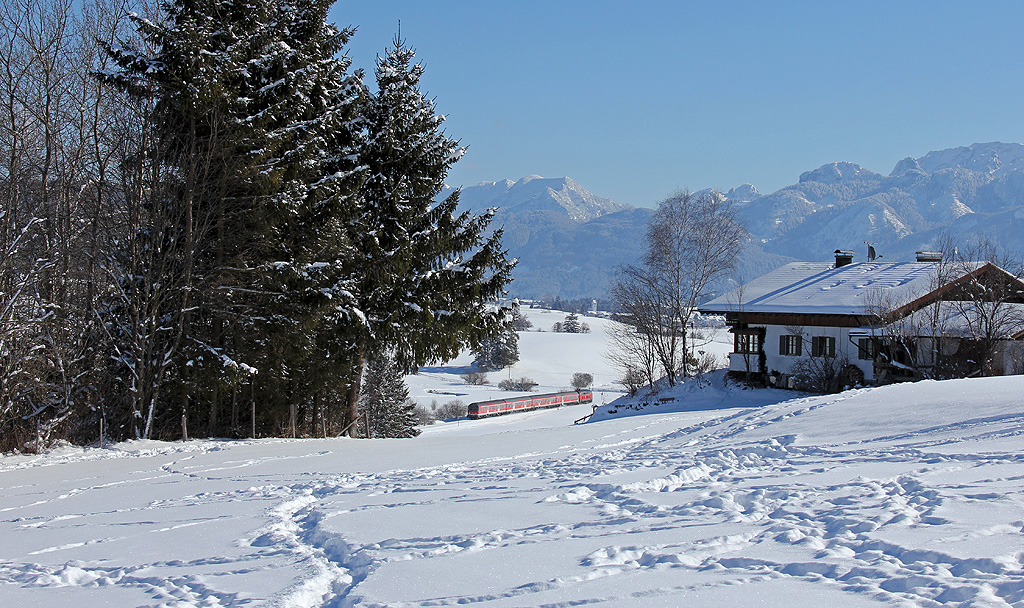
[700,250,1024,390]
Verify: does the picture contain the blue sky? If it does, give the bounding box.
[329,1,1024,208]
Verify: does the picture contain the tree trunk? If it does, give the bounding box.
[345,347,366,437]
[289,398,296,438]
[250,381,256,439]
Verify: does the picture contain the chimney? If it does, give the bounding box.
[915,251,942,262]
[834,249,854,268]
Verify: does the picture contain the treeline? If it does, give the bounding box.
[532,296,607,314]
[0,0,514,451]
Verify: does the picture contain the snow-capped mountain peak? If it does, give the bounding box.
[724,183,760,201]
[798,161,880,184]
[446,175,630,222]
[889,156,926,178]
[914,142,1024,177]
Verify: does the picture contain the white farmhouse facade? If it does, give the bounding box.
[700,251,1024,389]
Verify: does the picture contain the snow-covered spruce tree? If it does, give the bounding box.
[101,0,364,438]
[235,0,365,438]
[512,309,533,330]
[358,355,420,438]
[472,328,519,371]
[553,312,589,333]
[345,36,515,433]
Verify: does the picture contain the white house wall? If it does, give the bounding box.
[733,326,1023,382]
[759,324,875,381]
[993,341,1024,376]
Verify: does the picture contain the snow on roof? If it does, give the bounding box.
[849,301,1024,338]
[701,261,983,316]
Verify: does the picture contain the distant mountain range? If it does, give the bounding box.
[729,142,1024,264]
[440,176,647,300]
[445,142,1024,300]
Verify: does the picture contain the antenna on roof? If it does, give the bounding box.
[865,242,881,262]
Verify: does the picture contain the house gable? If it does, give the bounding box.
[893,263,1024,318]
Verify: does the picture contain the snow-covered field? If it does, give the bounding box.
[406,308,637,412]
[2,310,1023,607]
[406,307,732,415]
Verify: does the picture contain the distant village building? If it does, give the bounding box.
[700,250,1024,390]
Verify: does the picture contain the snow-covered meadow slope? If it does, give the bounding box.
[406,306,733,416]
[1,313,1023,607]
[406,307,628,410]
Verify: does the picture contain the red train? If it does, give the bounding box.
[467,390,593,419]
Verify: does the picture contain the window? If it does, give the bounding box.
[779,334,802,356]
[857,338,875,360]
[735,332,762,354]
[811,336,836,357]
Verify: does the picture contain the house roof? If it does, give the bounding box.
[701,261,985,316]
[849,301,1024,339]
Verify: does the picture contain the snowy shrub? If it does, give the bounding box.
[498,377,538,392]
[462,371,489,385]
[433,399,468,420]
[691,352,720,387]
[412,404,435,426]
[618,365,646,397]
[790,351,851,394]
[570,372,593,389]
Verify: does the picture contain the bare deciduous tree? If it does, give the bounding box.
[942,238,1024,376]
[609,191,746,389]
[0,0,143,450]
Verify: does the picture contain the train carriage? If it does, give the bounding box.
[467,389,593,419]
